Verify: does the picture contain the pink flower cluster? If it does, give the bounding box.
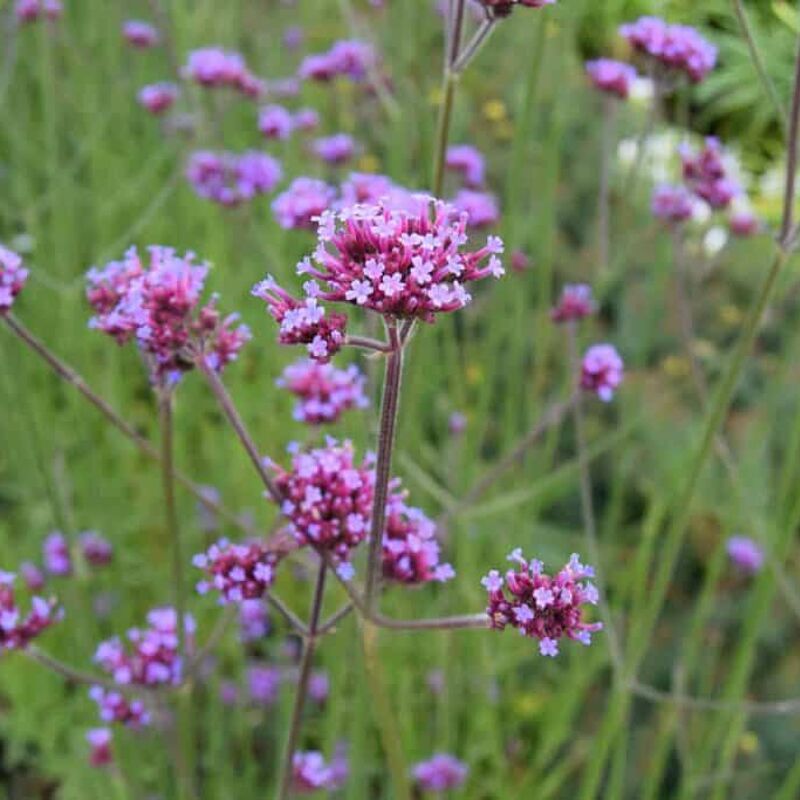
[271,177,337,229]
[382,496,455,585]
[15,0,61,23]
[312,133,357,165]
[89,686,150,728]
[258,104,296,140]
[187,150,282,207]
[412,753,469,791]
[581,344,624,402]
[94,607,194,687]
[585,59,638,99]
[86,728,113,767]
[478,0,555,18]
[182,47,264,97]
[298,39,375,83]
[138,82,179,115]
[0,570,61,652]
[251,276,347,363]
[726,536,764,575]
[277,359,368,425]
[193,539,282,604]
[294,198,505,321]
[680,137,740,210]
[551,283,595,324]
[79,531,113,567]
[620,16,717,83]
[451,189,500,229]
[482,550,602,657]
[122,20,159,48]
[271,439,375,566]
[445,145,485,187]
[43,531,72,576]
[292,750,348,793]
[0,245,29,313]
[651,184,695,223]
[86,246,250,381]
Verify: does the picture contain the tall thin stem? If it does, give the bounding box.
[276,561,327,800]
[597,95,615,272]
[364,326,404,611]
[781,33,800,246]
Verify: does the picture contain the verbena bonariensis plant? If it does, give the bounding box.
[4,0,800,798]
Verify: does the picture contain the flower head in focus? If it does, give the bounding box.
[0,570,62,652]
[193,539,283,604]
[581,344,624,402]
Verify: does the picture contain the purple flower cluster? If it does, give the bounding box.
[15,0,61,23]
[620,17,717,83]
[680,137,740,210]
[451,189,500,229]
[187,150,282,207]
[0,245,29,313]
[551,283,595,324]
[79,531,113,567]
[258,104,296,140]
[138,83,179,115]
[277,359,368,425]
[312,133,357,165]
[412,753,469,792]
[239,599,269,641]
[581,344,624,402]
[43,531,72,576]
[585,59,638,99]
[86,246,250,381]
[299,40,375,83]
[86,728,113,767]
[193,539,282,604]
[292,749,348,793]
[445,145,485,188]
[651,184,695,223]
[182,47,264,97]
[248,664,282,705]
[726,536,764,575]
[89,686,150,728]
[0,570,61,652]
[271,177,337,229]
[482,551,601,656]
[122,20,159,48]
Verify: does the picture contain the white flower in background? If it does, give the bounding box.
[703,226,728,257]
[629,77,655,104]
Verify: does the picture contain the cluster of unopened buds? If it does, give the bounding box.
[0,571,61,652]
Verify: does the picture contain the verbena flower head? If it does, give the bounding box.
[551,284,595,324]
[585,59,638,99]
[448,411,467,436]
[251,275,347,363]
[296,197,504,321]
[312,133,357,165]
[619,17,717,83]
[271,439,375,567]
[187,150,282,207]
[86,246,250,381]
[277,359,368,425]
[238,599,269,641]
[730,209,760,237]
[292,750,348,793]
[182,47,264,97]
[482,551,602,656]
[193,538,282,604]
[89,686,150,728]
[651,184,695,223]
[94,607,195,687]
[451,189,500,229]
[293,107,320,132]
[339,172,396,206]
[0,245,29,313]
[581,344,624,402]
[445,145,485,187]
[298,39,375,83]
[248,664,282,705]
[15,0,61,23]
[309,670,330,703]
[138,82,179,115]
[679,137,740,210]
[271,177,336,229]
[726,536,764,575]
[43,531,72,576]
[0,570,61,652]
[86,727,113,767]
[382,496,455,585]
[258,104,295,140]
[79,531,113,567]
[122,20,159,48]
[20,562,45,591]
[412,754,469,792]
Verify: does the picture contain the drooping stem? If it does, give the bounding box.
[276,561,327,800]
[1,314,246,531]
[196,356,282,504]
[364,324,404,611]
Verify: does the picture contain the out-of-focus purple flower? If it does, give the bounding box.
[182,47,264,98]
[312,134,357,165]
[620,17,717,83]
[426,669,445,695]
[299,39,375,83]
[292,750,348,793]
[219,680,239,706]
[89,686,150,728]
[308,670,329,703]
[187,150,282,207]
[477,0,555,17]
[259,104,295,140]
[0,245,29,313]
[585,59,638,99]
[451,189,500,229]
[15,0,61,23]
[0,570,62,652]
[293,108,320,132]
[19,562,45,591]
[122,20,159,48]
[651,184,695,223]
[80,531,113,567]
[581,344,624,402]
[86,728,113,767]
[412,754,469,792]
[445,145,485,188]
[551,284,595,324]
[271,177,336,230]
[726,536,764,575]
[277,359,368,425]
[138,83,179,115]
[338,172,395,206]
[680,138,740,210]
[283,25,304,50]
[193,539,282,605]
[483,550,602,656]
[248,664,282,705]
[729,210,760,237]
[510,249,531,273]
[43,532,72,577]
[238,598,270,641]
[448,411,467,436]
